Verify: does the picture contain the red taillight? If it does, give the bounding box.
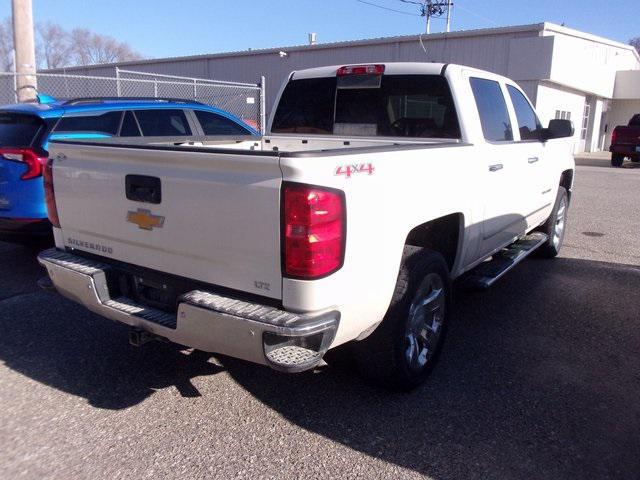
[282,183,345,279]
[0,147,47,180]
[336,64,385,76]
[43,158,60,228]
[611,127,618,146]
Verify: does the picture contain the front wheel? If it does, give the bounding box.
[352,247,451,391]
[611,154,624,167]
[535,186,568,258]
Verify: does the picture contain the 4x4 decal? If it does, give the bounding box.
[334,163,375,178]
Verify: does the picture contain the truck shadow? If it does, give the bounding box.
[575,157,640,169]
[0,241,223,409]
[0,291,222,409]
[0,241,639,477]
[222,257,640,479]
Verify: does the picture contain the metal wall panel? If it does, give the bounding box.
[44,29,541,112]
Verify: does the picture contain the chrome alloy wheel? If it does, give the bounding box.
[404,273,446,372]
[553,195,567,248]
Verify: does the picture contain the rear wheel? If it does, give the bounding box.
[352,247,451,391]
[535,186,568,258]
[611,154,624,167]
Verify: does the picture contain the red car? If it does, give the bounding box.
[610,114,640,167]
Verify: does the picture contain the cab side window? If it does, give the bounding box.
[470,77,513,142]
[507,85,543,141]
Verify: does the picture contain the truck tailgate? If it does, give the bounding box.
[49,142,283,299]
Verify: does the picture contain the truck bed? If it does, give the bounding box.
[47,134,465,303]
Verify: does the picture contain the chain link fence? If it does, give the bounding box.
[0,69,266,133]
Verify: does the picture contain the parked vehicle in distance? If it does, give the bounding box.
[0,97,258,242]
[40,63,575,390]
[609,114,640,167]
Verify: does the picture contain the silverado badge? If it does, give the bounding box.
[127,208,165,231]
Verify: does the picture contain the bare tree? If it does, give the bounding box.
[70,28,143,66]
[630,37,640,53]
[37,22,72,69]
[0,18,14,71]
[1,17,143,70]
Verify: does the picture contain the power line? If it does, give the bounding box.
[454,2,498,26]
[396,1,454,33]
[355,0,419,17]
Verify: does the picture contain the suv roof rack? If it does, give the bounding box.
[62,97,205,106]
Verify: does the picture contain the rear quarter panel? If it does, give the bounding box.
[280,143,483,345]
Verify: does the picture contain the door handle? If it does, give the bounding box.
[489,164,503,172]
[528,157,539,164]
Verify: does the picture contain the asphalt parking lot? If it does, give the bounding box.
[0,162,639,480]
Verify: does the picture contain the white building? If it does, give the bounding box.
[57,22,640,153]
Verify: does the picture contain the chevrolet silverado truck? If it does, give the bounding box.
[609,114,640,167]
[38,63,575,390]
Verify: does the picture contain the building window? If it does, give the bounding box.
[581,103,591,141]
[555,110,571,121]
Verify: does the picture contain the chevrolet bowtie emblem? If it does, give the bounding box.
[127,208,165,231]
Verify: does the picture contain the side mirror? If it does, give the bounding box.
[543,119,574,141]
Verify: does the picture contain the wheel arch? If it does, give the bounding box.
[560,169,574,200]
[403,213,464,274]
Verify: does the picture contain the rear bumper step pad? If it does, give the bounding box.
[38,248,339,372]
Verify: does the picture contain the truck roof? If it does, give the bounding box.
[291,62,449,80]
[289,62,514,86]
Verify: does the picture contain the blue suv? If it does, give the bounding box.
[0,97,258,242]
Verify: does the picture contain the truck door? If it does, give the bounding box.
[505,84,554,229]
[469,77,529,255]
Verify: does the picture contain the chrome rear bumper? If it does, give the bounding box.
[38,248,339,372]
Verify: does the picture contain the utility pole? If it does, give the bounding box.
[12,0,37,102]
[425,6,431,34]
[418,1,453,34]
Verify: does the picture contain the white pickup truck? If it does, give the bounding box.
[38,63,575,390]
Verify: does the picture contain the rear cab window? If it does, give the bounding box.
[134,109,191,136]
[469,77,513,142]
[271,73,460,139]
[0,112,47,147]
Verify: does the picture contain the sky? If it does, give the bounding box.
[1,0,638,60]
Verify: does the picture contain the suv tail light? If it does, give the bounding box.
[282,183,345,279]
[43,158,60,228]
[0,147,47,180]
[611,127,618,146]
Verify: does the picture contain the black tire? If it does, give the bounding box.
[611,154,624,167]
[535,186,568,258]
[352,247,451,391]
